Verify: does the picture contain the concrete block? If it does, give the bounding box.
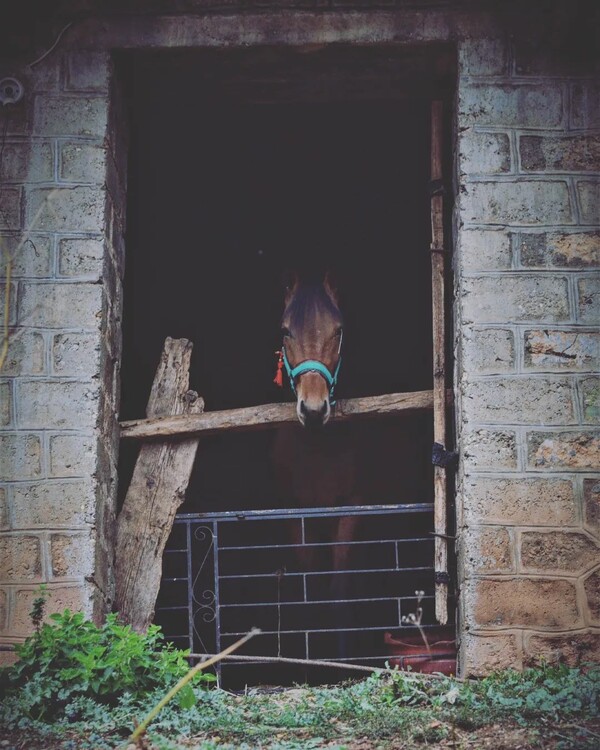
[576,180,600,224]
[462,275,569,324]
[524,330,599,372]
[25,186,106,233]
[577,276,599,324]
[60,143,107,183]
[571,82,600,129]
[459,130,510,175]
[0,331,45,376]
[467,577,582,629]
[461,632,521,677]
[0,434,42,481]
[528,431,600,471]
[0,141,54,182]
[458,38,508,77]
[57,237,104,278]
[52,332,100,376]
[520,135,600,173]
[584,478,600,539]
[462,526,514,574]
[584,569,600,626]
[49,433,96,478]
[0,234,52,277]
[581,376,599,424]
[463,477,576,526]
[462,428,518,471]
[12,480,93,529]
[11,584,92,636]
[0,487,7,530]
[459,229,512,271]
[459,83,563,129]
[65,51,110,92]
[520,531,599,575]
[33,95,108,137]
[0,536,42,582]
[519,231,599,268]
[466,377,575,426]
[50,533,94,578]
[19,282,103,329]
[524,631,600,667]
[0,588,6,631]
[17,380,100,430]
[461,180,573,226]
[514,37,597,77]
[0,188,21,230]
[0,381,12,426]
[463,328,515,374]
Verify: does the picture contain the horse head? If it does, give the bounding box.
[277,272,343,428]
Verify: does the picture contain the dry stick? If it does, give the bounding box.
[188,652,464,681]
[0,190,58,371]
[122,628,261,748]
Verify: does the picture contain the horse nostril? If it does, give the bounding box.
[300,400,307,415]
[319,400,328,417]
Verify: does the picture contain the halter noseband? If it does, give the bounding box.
[280,330,343,405]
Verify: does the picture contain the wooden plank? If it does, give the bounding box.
[119,388,452,441]
[431,99,448,626]
[114,337,204,632]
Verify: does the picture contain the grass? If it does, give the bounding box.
[2,663,599,749]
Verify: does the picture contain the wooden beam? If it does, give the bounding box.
[119,389,448,441]
[431,99,449,626]
[114,337,204,632]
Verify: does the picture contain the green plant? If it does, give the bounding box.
[0,609,215,720]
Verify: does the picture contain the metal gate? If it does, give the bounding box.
[155,501,453,683]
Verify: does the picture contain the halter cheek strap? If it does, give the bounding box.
[282,347,342,405]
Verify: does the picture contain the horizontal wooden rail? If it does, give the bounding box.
[120,389,452,441]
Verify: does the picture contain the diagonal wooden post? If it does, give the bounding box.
[114,337,204,632]
[430,100,449,626]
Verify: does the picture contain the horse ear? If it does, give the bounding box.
[282,269,299,305]
[323,270,339,305]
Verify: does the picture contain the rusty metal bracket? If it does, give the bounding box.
[432,442,458,468]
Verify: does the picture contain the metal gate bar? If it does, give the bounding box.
[155,503,454,681]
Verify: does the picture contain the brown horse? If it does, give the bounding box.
[271,272,359,579]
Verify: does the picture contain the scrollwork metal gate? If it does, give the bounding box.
[155,502,454,684]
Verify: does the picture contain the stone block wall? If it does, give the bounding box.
[455,29,600,674]
[0,42,124,658]
[0,2,598,674]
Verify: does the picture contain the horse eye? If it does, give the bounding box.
[335,328,343,338]
[281,327,291,338]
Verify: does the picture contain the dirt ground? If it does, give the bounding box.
[2,718,600,750]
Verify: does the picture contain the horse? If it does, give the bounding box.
[271,272,360,604]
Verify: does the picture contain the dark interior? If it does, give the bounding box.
[119,45,456,683]
[119,44,455,515]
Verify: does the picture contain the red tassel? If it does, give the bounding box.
[273,350,284,387]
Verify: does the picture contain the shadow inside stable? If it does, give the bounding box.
[118,43,457,686]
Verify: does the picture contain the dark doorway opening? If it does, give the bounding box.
[120,44,455,685]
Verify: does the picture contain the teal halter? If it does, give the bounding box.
[282,346,342,405]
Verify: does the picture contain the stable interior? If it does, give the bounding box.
[119,44,455,684]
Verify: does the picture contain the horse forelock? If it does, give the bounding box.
[285,282,342,332]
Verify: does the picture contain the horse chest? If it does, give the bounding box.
[272,425,358,508]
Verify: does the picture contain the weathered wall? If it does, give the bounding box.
[454,26,600,673]
[0,1,598,673]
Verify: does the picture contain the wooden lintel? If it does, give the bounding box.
[119,388,452,442]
